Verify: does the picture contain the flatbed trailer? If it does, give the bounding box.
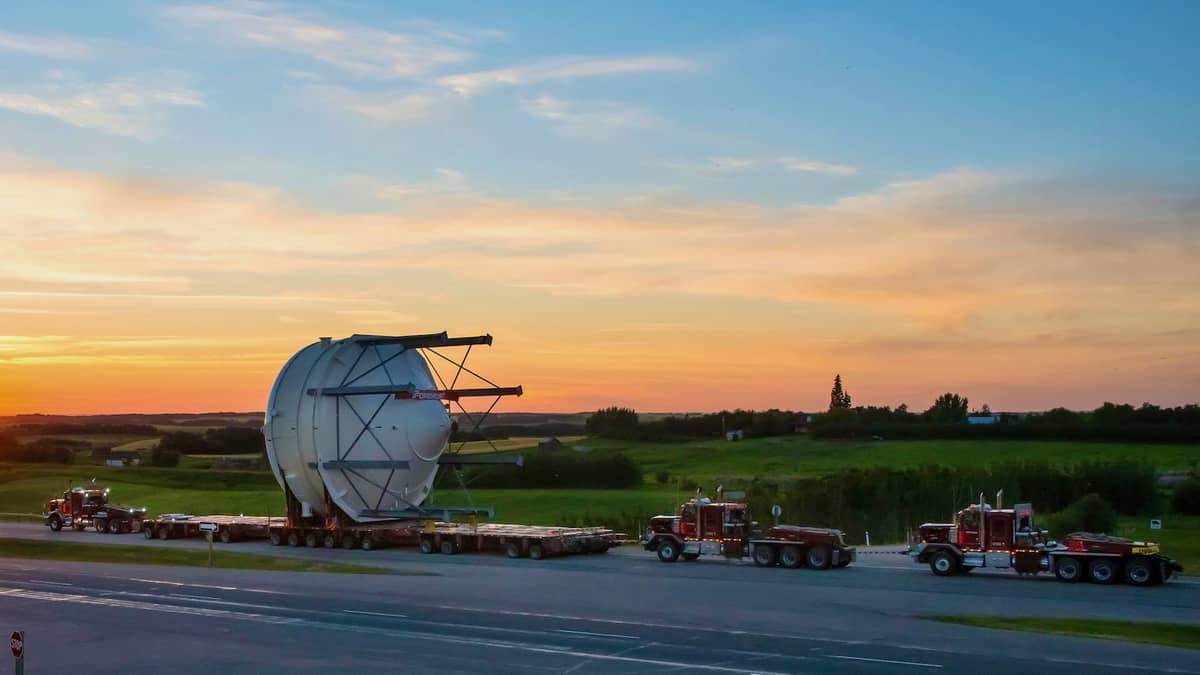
[143,513,621,559]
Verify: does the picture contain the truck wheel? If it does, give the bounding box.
[287,531,301,547]
[656,540,681,563]
[1125,558,1154,587]
[505,541,523,559]
[1055,556,1083,582]
[779,545,803,569]
[419,537,436,554]
[806,545,832,570]
[304,532,319,548]
[269,530,283,546]
[48,516,63,532]
[323,534,337,549]
[157,525,172,540]
[929,550,956,576]
[440,540,458,555]
[95,519,107,533]
[361,535,376,551]
[342,535,358,550]
[107,519,121,534]
[1087,558,1118,585]
[528,543,545,560]
[752,544,777,567]
[144,524,156,539]
[219,528,233,544]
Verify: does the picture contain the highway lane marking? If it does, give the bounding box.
[552,629,638,640]
[29,579,74,586]
[828,654,943,669]
[121,577,292,595]
[169,593,221,601]
[344,609,408,619]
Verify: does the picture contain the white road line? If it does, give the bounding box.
[553,629,638,640]
[828,654,943,669]
[344,609,408,619]
[29,579,74,586]
[169,593,221,602]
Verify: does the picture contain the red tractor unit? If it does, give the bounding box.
[44,484,146,534]
[910,491,1182,586]
[641,495,855,570]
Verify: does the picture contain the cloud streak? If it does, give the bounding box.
[440,56,698,95]
[0,30,90,59]
[0,76,202,138]
[522,95,654,140]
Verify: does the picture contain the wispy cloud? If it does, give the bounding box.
[311,86,434,124]
[167,1,473,78]
[522,95,654,140]
[440,56,698,96]
[0,30,90,59]
[0,76,202,139]
[778,157,857,176]
[353,167,469,200]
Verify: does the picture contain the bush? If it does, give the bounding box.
[1172,479,1200,515]
[150,446,180,467]
[1044,493,1117,538]
[655,470,670,484]
[441,452,643,489]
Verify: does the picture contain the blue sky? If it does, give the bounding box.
[1,1,1198,414]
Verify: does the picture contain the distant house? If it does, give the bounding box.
[105,452,141,467]
[725,430,745,441]
[967,415,1001,425]
[538,437,563,452]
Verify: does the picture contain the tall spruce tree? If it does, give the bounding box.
[829,374,851,410]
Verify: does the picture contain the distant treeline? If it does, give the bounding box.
[449,422,586,443]
[585,407,804,442]
[0,436,83,464]
[156,427,266,455]
[812,402,1200,442]
[436,451,642,489]
[6,423,160,436]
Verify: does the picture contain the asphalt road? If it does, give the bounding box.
[1,522,1197,674]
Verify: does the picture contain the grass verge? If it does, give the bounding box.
[926,615,1200,650]
[0,537,410,575]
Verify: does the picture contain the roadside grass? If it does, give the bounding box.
[0,537,404,574]
[426,487,683,530]
[452,436,584,455]
[1115,515,1200,572]
[926,615,1200,650]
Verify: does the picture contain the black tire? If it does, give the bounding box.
[144,524,156,539]
[361,535,376,551]
[440,540,458,555]
[304,531,319,548]
[95,519,107,533]
[323,534,337,549]
[1055,556,1083,583]
[219,528,233,544]
[528,543,545,560]
[419,537,436,554]
[779,545,803,569]
[342,534,358,550]
[107,519,121,534]
[929,550,956,576]
[157,525,171,540]
[505,541,523,559]
[287,531,301,547]
[753,544,777,567]
[269,530,284,546]
[1088,558,1119,585]
[48,516,63,532]
[656,539,681,563]
[1125,557,1155,587]
[806,545,832,570]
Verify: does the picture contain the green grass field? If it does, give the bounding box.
[926,616,1200,650]
[0,537,398,574]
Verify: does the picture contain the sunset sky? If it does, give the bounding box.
[1,1,1197,415]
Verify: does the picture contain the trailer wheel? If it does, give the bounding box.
[107,519,121,534]
[342,535,358,550]
[419,537,436,554]
[1055,556,1083,583]
[440,540,458,555]
[806,545,832,570]
[752,544,777,567]
[779,545,803,569]
[269,530,284,546]
[505,541,523,559]
[929,550,956,576]
[144,524,156,539]
[219,527,234,544]
[656,540,680,563]
[361,535,376,551]
[95,518,108,533]
[528,543,546,560]
[303,531,319,548]
[1125,557,1154,587]
[323,533,337,549]
[48,515,63,532]
[287,531,301,547]
[1087,558,1118,585]
[157,525,172,540]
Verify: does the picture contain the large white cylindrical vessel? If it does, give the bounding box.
[264,335,451,522]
